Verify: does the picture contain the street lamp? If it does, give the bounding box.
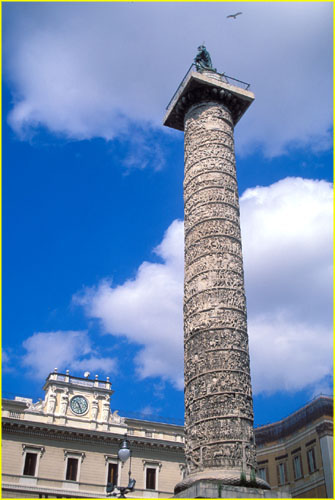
[106,435,136,498]
[118,437,131,462]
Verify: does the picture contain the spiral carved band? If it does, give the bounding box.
[183,101,257,478]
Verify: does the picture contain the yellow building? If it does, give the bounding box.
[255,395,333,498]
[2,371,333,498]
[2,371,185,498]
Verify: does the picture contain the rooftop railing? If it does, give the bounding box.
[166,63,251,110]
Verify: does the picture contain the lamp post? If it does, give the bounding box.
[106,435,136,498]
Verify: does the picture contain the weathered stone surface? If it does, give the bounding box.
[164,70,268,494]
[174,480,290,498]
[183,101,257,484]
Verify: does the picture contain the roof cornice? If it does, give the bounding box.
[2,418,184,451]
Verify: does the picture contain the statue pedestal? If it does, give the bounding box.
[174,480,291,498]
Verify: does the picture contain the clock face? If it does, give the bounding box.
[70,395,89,415]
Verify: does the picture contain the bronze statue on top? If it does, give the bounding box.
[194,45,216,72]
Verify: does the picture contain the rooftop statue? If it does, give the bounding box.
[194,45,215,71]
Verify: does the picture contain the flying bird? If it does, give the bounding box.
[227,12,242,19]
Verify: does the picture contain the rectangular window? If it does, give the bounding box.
[277,462,287,485]
[23,452,38,476]
[257,467,268,482]
[66,458,79,481]
[108,463,118,486]
[146,467,156,490]
[307,448,317,473]
[293,455,303,480]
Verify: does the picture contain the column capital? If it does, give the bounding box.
[316,421,333,438]
[163,70,254,131]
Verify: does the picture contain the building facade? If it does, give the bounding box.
[255,396,333,498]
[2,372,333,498]
[2,371,185,498]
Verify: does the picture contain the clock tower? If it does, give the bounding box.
[28,369,127,432]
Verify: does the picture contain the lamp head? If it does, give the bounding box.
[118,437,131,462]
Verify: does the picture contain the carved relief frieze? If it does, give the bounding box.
[186,393,253,424]
[185,204,240,230]
[184,311,248,340]
[185,153,237,176]
[184,102,234,131]
[184,350,250,380]
[183,101,256,477]
[185,237,242,266]
[185,328,249,351]
[185,369,252,395]
[185,254,243,283]
[185,138,235,160]
[185,196,240,221]
[185,219,242,244]
[184,169,238,194]
[184,123,234,145]
[184,269,245,298]
[185,288,247,318]
[186,267,244,287]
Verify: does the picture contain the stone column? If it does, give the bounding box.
[183,99,255,484]
[164,68,269,494]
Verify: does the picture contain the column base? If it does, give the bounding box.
[174,479,291,498]
[175,470,270,495]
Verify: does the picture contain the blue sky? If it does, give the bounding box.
[2,2,333,427]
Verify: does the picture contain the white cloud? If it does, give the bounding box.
[241,177,333,324]
[74,219,184,389]
[75,178,332,395]
[309,377,333,399]
[248,316,332,395]
[240,177,333,394]
[140,405,161,418]
[21,330,117,379]
[71,356,118,376]
[3,2,332,157]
